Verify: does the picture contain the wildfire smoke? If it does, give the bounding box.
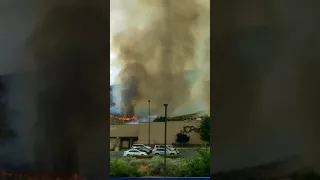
[110,0,210,116]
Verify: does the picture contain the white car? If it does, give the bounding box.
[123,149,147,156]
[132,144,152,150]
[152,148,178,155]
[153,145,179,154]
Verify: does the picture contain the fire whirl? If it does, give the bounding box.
[110,115,136,121]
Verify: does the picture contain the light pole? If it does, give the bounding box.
[148,100,151,147]
[163,103,168,177]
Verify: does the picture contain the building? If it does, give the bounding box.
[110,120,203,150]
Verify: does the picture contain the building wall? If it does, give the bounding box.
[110,120,203,147]
[110,124,139,138]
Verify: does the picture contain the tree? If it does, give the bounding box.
[180,149,210,177]
[153,116,166,122]
[176,132,190,145]
[200,115,210,143]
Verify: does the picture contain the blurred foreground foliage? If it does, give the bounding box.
[110,148,210,177]
[110,158,141,177]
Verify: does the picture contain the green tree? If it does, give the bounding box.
[180,149,210,177]
[153,116,166,122]
[200,115,210,143]
[176,132,190,145]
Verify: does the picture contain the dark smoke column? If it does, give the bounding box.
[120,77,138,117]
[29,1,109,178]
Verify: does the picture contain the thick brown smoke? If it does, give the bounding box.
[110,0,210,116]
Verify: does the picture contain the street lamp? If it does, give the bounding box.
[148,100,151,147]
[163,103,168,177]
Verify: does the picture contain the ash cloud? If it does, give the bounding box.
[110,0,210,116]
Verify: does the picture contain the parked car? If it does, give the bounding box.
[123,149,147,156]
[153,145,179,154]
[132,144,152,150]
[152,148,178,155]
[132,147,151,154]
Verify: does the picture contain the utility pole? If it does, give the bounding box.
[148,100,151,146]
[162,0,171,177]
[163,103,168,177]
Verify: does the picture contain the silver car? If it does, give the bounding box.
[132,144,152,151]
[153,145,179,154]
[132,147,151,154]
[123,149,147,156]
[152,148,178,155]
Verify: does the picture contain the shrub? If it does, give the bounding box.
[145,156,184,177]
[200,115,210,143]
[110,158,141,177]
[180,149,210,177]
[110,150,210,177]
[176,132,190,144]
[110,118,127,125]
[133,155,153,158]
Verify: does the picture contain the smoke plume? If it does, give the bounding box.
[110,0,210,116]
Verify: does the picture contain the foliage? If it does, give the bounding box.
[153,116,166,122]
[200,115,210,143]
[180,149,210,177]
[169,116,185,121]
[176,132,190,144]
[153,116,187,122]
[110,158,141,177]
[111,149,210,177]
[110,118,127,125]
[144,156,184,177]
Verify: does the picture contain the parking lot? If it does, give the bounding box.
[110,148,198,158]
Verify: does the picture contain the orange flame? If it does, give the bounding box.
[110,115,136,121]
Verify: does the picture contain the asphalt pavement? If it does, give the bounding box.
[110,149,198,158]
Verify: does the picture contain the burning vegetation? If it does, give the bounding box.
[110,115,136,121]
